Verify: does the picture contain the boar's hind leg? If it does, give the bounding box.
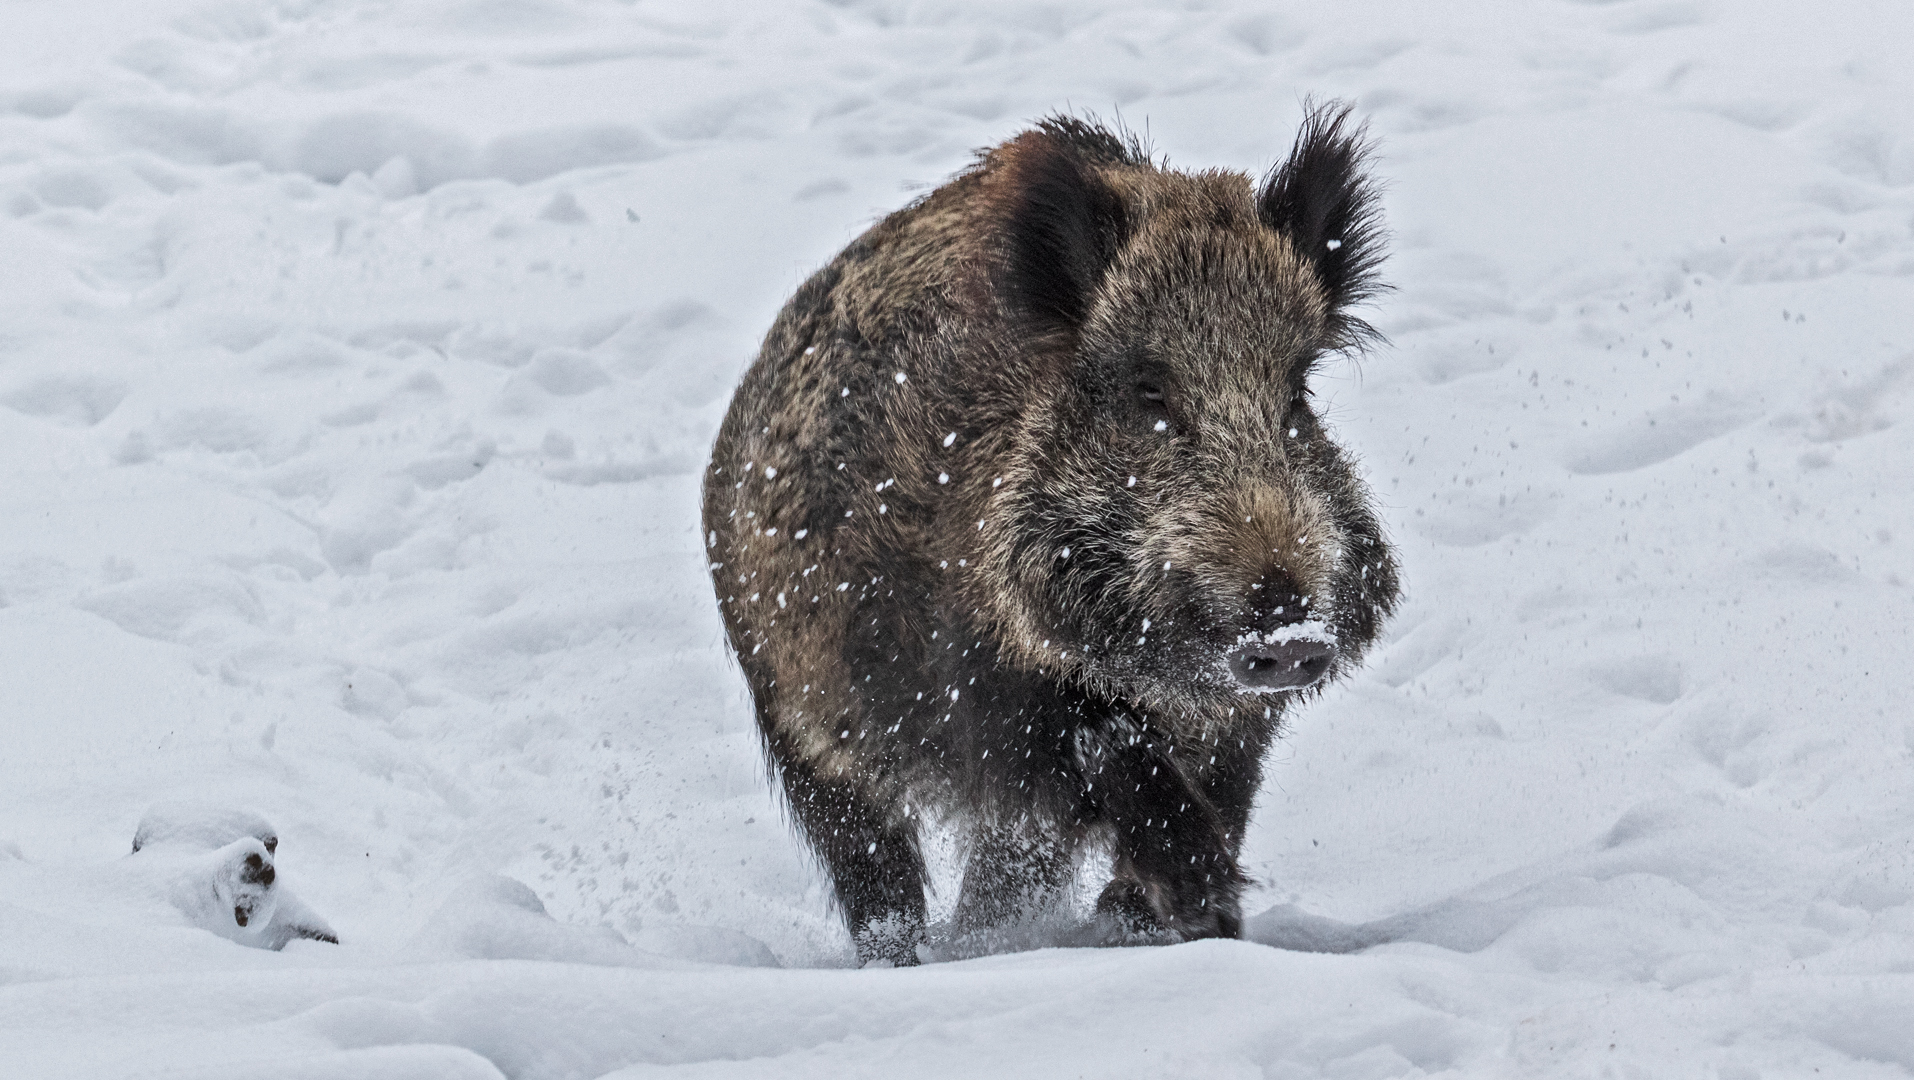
[781,757,927,966]
[1085,730,1246,943]
[952,821,1075,937]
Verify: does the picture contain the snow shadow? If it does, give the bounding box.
[1246,897,1522,955]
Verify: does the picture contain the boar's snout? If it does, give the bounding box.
[1229,571,1334,690]
[1228,636,1334,690]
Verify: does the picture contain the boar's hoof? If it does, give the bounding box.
[1095,879,1169,942]
[1228,639,1333,690]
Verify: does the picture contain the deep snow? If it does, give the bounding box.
[2,1,1912,1077]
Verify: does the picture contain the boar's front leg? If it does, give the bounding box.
[780,754,928,966]
[1079,719,1246,942]
[952,820,1076,938]
[1195,732,1272,868]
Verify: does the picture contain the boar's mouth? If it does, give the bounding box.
[1225,623,1337,691]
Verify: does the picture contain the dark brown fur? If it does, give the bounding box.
[703,104,1400,964]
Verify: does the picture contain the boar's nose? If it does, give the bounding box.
[1229,638,1333,690]
[1231,571,1331,689]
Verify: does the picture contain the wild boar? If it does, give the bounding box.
[704,103,1399,965]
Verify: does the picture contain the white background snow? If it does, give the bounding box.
[2,1,1911,1076]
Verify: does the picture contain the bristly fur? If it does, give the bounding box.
[1030,113,1151,167]
[702,100,1400,967]
[1258,101,1389,351]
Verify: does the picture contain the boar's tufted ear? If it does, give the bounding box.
[1258,101,1388,349]
[996,117,1134,331]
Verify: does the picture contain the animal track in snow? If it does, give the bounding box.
[1794,355,1911,444]
[1564,393,1756,475]
[1226,14,1305,57]
[1591,655,1683,705]
[77,572,267,643]
[1418,489,1554,547]
[1751,543,1860,586]
[0,375,126,426]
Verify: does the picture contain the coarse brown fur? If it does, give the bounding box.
[703,103,1400,965]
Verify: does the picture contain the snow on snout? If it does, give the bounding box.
[1234,619,1338,650]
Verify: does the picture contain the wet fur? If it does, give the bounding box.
[704,103,1400,964]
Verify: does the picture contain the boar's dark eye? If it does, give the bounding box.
[1281,380,1315,434]
[1135,380,1171,431]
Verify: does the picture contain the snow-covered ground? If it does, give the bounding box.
[3,1,1911,1076]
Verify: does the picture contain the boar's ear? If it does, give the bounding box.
[996,118,1133,331]
[1258,102,1388,349]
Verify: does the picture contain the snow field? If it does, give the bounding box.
[2,0,1913,1076]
